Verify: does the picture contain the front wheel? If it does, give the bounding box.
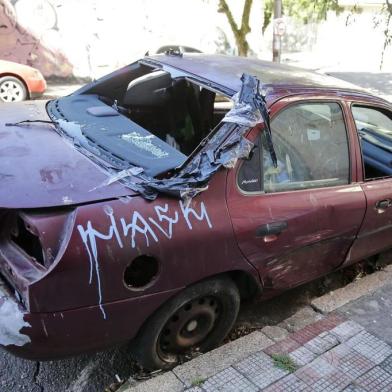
[131,277,240,370]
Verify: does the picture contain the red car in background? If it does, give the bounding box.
[0,60,46,102]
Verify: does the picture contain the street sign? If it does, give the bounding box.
[274,18,286,37]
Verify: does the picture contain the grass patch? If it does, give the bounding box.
[271,353,298,373]
[191,377,205,387]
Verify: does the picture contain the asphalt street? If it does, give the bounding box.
[328,71,392,102]
[0,345,134,392]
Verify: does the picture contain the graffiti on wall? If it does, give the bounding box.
[0,0,73,77]
[0,0,225,79]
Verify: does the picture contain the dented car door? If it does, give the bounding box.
[227,99,366,291]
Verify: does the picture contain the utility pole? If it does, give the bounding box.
[272,0,282,62]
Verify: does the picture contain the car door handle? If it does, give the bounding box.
[256,221,288,237]
[375,199,392,211]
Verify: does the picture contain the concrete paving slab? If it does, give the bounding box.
[264,337,301,356]
[303,332,339,356]
[329,320,364,342]
[201,366,258,392]
[355,366,392,391]
[295,356,336,384]
[278,306,323,332]
[311,265,392,313]
[380,355,392,376]
[310,368,352,392]
[122,371,184,392]
[289,313,346,346]
[172,331,273,387]
[345,330,392,365]
[323,343,375,379]
[289,346,317,366]
[343,384,367,392]
[263,374,310,392]
[234,351,289,389]
[261,326,290,342]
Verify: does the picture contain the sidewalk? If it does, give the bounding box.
[328,72,392,103]
[42,83,82,99]
[120,267,392,392]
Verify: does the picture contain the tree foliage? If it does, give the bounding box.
[379,0,392,69]
[263,0,343,32]
[217,0,391,67]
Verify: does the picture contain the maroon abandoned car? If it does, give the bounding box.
[1,54,392,370]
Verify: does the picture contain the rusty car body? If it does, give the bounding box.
[1,54,392,369]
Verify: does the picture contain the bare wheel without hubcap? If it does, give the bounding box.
[157,296,221,362]
[131,277,240,370]
[0,77,27,102]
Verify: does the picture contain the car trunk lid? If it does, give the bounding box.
[0,100,137,209]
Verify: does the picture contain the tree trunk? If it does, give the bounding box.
[218,0,253,56]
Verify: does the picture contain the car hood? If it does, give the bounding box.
[0,101,136,209]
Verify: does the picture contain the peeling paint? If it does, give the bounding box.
[62,196,73,204]
[0,297,31,347]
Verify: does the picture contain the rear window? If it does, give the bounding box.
[47,63,232,177]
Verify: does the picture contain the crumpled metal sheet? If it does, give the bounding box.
[125,73,277,200]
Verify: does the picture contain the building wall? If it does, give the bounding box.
[0,0,261,79]
[0,0,390,79]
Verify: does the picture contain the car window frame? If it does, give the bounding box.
[350,101,392,183]
[236,98,353,196]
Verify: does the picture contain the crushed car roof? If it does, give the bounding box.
[147,54,363,95]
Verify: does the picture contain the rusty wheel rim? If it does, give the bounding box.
[157,296,221,362]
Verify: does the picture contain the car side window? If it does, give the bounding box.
[238,102,350,193]
[352,105,392,180]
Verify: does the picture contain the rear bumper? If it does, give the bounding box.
[0,275,180,360]
[29,91,44,99]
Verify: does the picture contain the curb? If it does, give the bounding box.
[311,264,392,314]
[119,331,273,392]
